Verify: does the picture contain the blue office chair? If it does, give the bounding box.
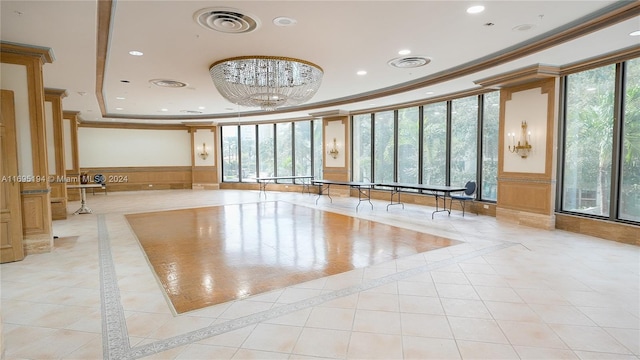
[451,181,476,217]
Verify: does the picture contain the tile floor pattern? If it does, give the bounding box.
[0,189,638,360]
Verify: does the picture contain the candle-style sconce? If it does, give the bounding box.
[327,138,339,159]
[197,142,209,160]
[507,121,532,158]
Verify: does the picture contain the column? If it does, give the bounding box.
[45,88,68,219]
[1,42,55,253]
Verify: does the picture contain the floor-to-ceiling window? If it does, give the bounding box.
[352,114,372,182]
[351,93,497,196]
[422,102,447,185]
[450,96,479,187]
[560,56,639,224]
[620,58,640,222]
[221,126,239,182]
[397,107,419,184]
[373,110,395,183]
[222,120,320,183]
[294,121,312,176]
[276,122,293,179]
[258,124,274,178]
[562,65,615,217]
[240,125,256,181]
[481,91,499,201]
[313,119,323,180]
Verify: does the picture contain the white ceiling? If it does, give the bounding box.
[1,1,639,124]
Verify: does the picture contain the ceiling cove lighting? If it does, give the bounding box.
[209,56,324,111]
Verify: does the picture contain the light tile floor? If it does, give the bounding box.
[1,189,639,360]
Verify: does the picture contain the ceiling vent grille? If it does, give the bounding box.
[194,7,260,34]
[388,56,431,69]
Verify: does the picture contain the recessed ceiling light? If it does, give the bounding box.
[116,96,125,100]
[512,24,535,32]
[426,91,434,95]
[398,49,411,55]
[128,50,144,56]
[198,106,206,110]
[115,107,124,110]
[357,70,367,76]
[273,16,297,26]
[630,30,640,36]
[160,108,168,112]
[466,5,485,14]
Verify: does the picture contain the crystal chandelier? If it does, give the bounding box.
[209,56,323,111]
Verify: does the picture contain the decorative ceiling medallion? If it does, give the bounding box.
[388,56,431,69]
[149,79,188,88]
[194,7,260,34]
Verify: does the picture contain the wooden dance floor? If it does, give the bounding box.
[125,201,460,314]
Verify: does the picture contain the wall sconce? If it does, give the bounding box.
[196,142,209,160]
[327,138,339,159]
[507,121,532,158]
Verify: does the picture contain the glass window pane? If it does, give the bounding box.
[294,121,311,176]
[313,119,323,179]
[374,110,395,183]
[422,102,447,185]
[620,58,640,221]
[276,122,292,179]
[397,107,419,184]
[258,124,274,177]
[482,91,499,201]
[450,96,478,187]
[240,125,256,182]
[563,65,615,216]
[352,114,372,182]
[221,126,239,182]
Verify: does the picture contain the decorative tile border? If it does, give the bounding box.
[98,213,515,359]
[98,215,131,359]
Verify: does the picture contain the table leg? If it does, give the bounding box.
[300,179,311,194]
[354,186,374,212]
[73,188,93,215]
[430,192,451,219]
[386,188,405,211]
[258,181,268,197]
[315,184,332,204]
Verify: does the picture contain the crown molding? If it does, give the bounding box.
[0,41,54,63]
